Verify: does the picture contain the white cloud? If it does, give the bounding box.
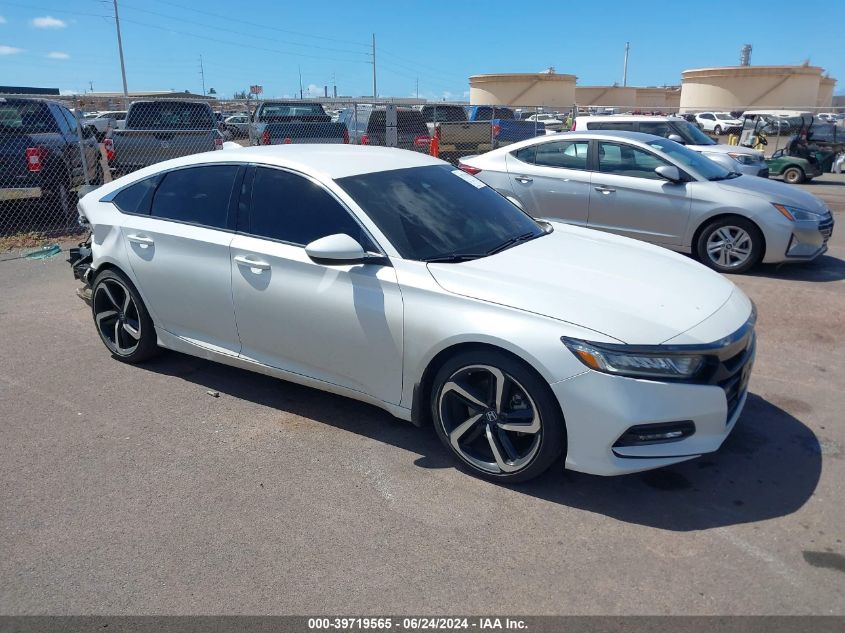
[32,16,67,29]
[0,45,23,55]
[47,51,70,59]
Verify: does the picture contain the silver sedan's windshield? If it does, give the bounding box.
[646,139,738,181]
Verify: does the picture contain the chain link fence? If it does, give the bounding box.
[2,93,843,242]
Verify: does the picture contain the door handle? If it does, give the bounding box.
[234,255,271,271]
[594,186,616,194]
[514,175,533,183]
[127,234,154,247]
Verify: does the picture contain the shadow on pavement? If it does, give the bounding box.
[142,353,821,532]
[748,255,845,282]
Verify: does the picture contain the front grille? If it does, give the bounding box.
[707,331,755,422]
[819,217,834,244]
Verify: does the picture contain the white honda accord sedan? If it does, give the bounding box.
[72,145,756,482]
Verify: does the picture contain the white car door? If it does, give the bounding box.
[229,166,404,405]
[118,164,243,354]
[504,139,591,225]
[587,141,691,247]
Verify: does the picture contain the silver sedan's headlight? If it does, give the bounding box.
[561,338,705,380]
[773,203,828,222]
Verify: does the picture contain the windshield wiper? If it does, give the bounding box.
[485,231,541,256]
[423,253,485,263]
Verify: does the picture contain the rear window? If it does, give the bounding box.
[126,102,214,130]
[0,101,58,133]
[474,107,515,120]
[259,103,326,119]
[367,110,428,134]
[420,106,467,123]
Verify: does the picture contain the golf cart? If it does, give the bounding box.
[740,111,843,184]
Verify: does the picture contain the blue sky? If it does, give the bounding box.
[1,0,842,99]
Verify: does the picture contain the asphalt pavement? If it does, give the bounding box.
[1,175,843,615]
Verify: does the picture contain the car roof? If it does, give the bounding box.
[112,145,447,182]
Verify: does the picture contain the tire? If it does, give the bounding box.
[91,269,159,363]
[714,125,722,136]
[431,348,566,483]
[783,166,805,184]
[696,217,764,274]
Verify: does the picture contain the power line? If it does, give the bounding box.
[148,0,370,48]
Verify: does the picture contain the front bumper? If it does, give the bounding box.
[0,186,42,202]
[553,370,750,476]
[784,216,834,260]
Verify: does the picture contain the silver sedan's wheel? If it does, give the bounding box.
[93,277,142,356]
[437,364,543,475]
[705,225,753,270]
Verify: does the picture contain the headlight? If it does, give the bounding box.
[727,152,759,165]
[772,203,828,222]
[561,338,705,380]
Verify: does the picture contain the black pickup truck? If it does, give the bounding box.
[249,101,349,145]
[0,97,102,216]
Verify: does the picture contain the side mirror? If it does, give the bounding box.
[655,165,683,183]
[667,134,686,144]
[305,233,368,265]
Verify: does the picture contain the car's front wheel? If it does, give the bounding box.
[91,269,159,363]
[431,349,566,482]
[696,217,763,274]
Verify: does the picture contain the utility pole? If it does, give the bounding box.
[371,33,377,99]
[622,41,630,87]
[199,55,206,95]
[113,0,129,104]
[298,66,303,99]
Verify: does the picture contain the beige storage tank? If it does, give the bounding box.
[575,86,636,109]
[635,87,681,110]
[680,65,823,111]
[817,76,836,108]
[469,72,576,107]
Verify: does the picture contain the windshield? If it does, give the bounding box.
[646,139,735,181]
[336,165,545,261]
[671,120,716,145]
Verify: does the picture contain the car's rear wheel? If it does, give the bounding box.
[697,217,763,274]
[431,349,565,483]
[92,269,159,363]
[783,166,805,184]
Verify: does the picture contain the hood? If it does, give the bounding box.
[714,174,830,213]
[689,143,762,158]
[427,225,736,344]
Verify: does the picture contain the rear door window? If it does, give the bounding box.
[150,165,239,228]
[533,140,589,169]
[112,175,162,215]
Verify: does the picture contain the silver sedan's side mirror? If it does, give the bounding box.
[667,134,686,144]
[305,233,367,265]
[655,165,683,183]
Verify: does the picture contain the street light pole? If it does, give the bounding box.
[113,0,129,105]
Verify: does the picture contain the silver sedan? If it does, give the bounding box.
[461,131,833,274]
